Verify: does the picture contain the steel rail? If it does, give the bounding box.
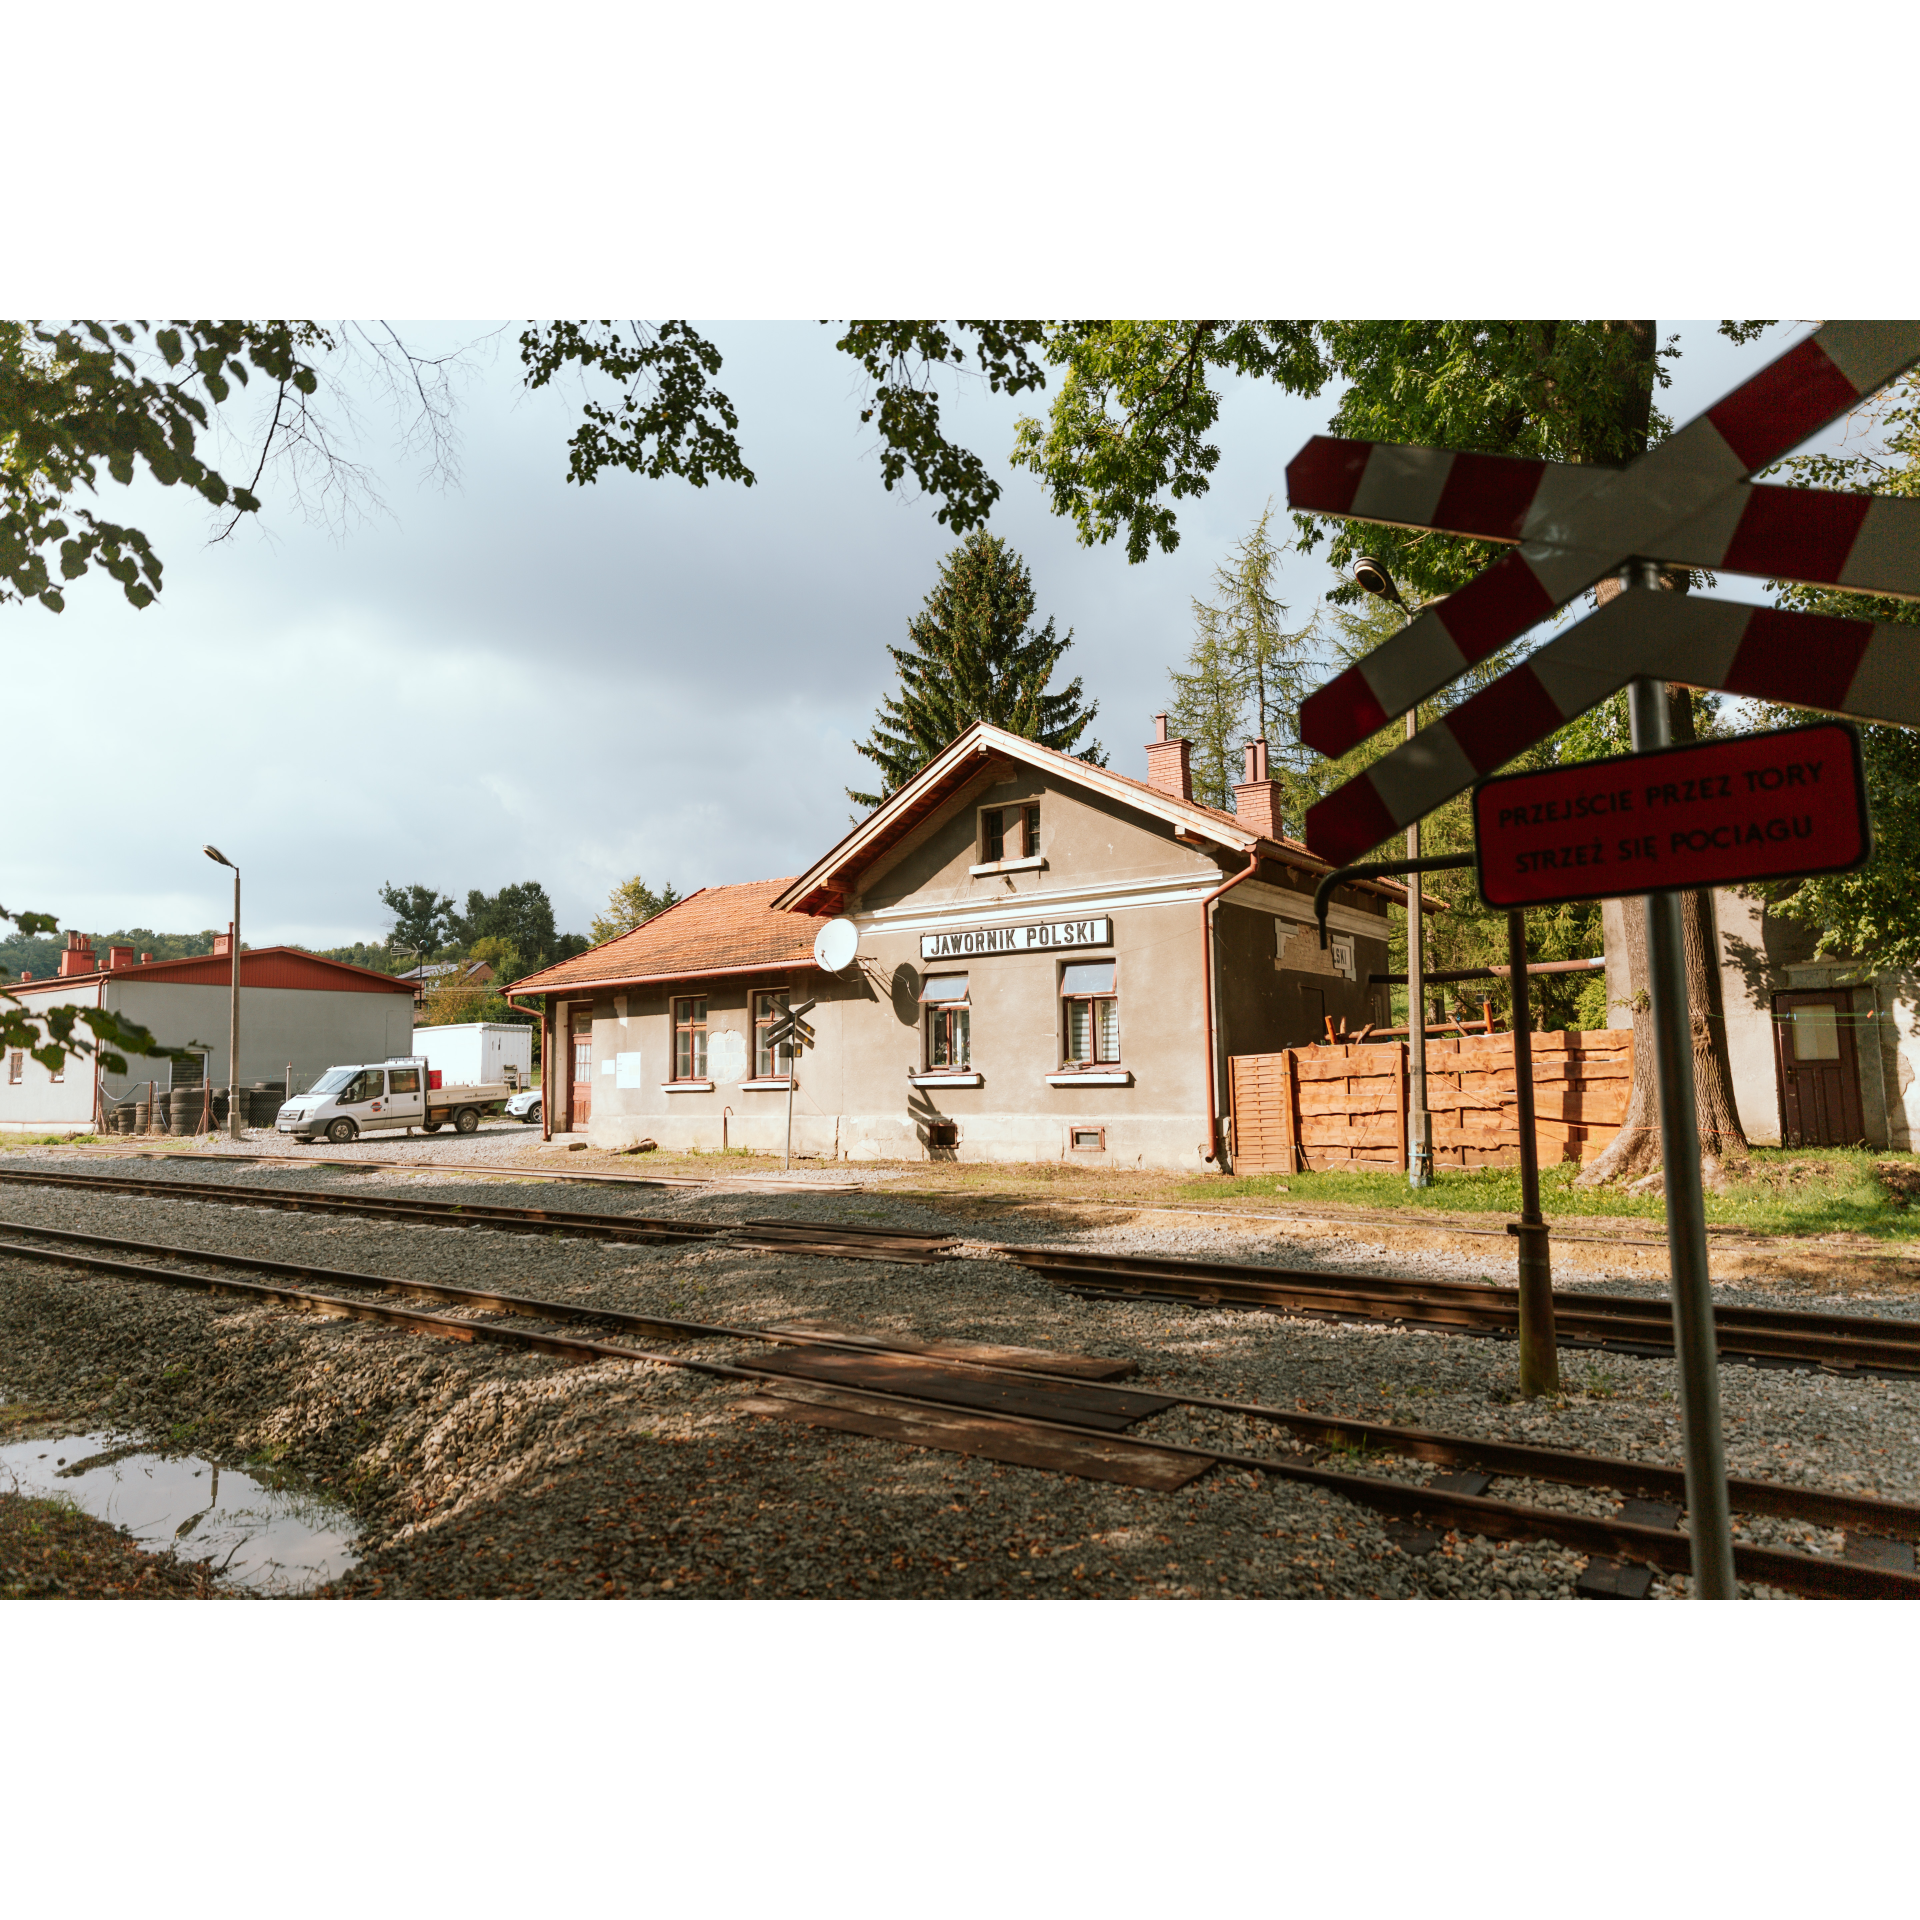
[1050,1273,1920,1376]
[15,1209,1915,1536]
[4,1225,1915,1596]
[1015,1248,1920,1375]
[0,1165,953,1260]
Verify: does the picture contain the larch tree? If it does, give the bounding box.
[591,876,683,945]
[1169,505,1330,822]
[849,530,1103,810]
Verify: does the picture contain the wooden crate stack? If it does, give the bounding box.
[1228,1030,1633,1176]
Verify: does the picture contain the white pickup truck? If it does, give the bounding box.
[276,1056,519,1144]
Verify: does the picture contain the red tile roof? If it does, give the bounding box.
[507,880,829,996]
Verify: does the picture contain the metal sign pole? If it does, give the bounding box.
[784,1040,796,1172]
[1405,710,1432,1188]
[1627,634,1737,1598]
[1505,909,1558,1395]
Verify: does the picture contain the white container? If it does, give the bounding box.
[409,1022,534,1089]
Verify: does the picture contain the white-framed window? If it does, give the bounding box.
[672,997,708,1080]
[920,973,970,1071]
[753,989,791,1077]
[7,1051,21,1085]
[1060,959,1119,1067]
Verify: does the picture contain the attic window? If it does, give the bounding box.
[980,804,1039,863]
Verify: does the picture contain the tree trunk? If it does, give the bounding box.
[1578,671,1751,1187]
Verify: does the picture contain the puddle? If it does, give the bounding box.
[0,1431,360,1594]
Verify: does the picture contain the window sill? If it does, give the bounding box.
[910,1072,982,1087]
[662,1080,715,1093]
[738,1077,791,1091]
[968,855,1047,877]
[1046,1070,1132,1087]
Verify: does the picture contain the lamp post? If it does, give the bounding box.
[1351,557,1432,1187]
[203,845,243,1140]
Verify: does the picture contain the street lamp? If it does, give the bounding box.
[203,845,243,1141]
[1351,557,1432,1188]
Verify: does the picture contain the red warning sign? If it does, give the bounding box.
[1473,722,1871,910]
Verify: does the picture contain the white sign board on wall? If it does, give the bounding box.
[920,917,1111,961]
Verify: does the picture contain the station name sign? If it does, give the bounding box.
[1473,723,1871,910]
[920,916,1112,961]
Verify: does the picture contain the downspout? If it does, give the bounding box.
[90,983,105,1128]
[506,992,552,1141]
[1200,849,1262,1164]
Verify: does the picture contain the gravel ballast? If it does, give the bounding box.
[2,1150,1916,1601]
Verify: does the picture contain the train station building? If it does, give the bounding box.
[508,719,1416,1169]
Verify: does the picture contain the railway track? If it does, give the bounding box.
[0,1164,952,1263]
[10,1160,1920,1377]
[2,1214,1915,1599]
[1014,1246,1920,1378]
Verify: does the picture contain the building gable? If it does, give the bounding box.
[854,761,1223,914]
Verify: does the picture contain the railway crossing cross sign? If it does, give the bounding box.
[766,999,817,1170]
[1290,321,1920,866]
[1285,322,1920,1600]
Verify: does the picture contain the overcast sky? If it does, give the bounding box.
[13,319,1833,949]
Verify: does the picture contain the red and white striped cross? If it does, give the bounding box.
[1304,595,1920,866]
[1290,323,1920,765]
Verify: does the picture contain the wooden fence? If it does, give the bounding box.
[1228,1029,1634,1176]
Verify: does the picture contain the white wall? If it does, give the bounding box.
[0,985,105,1132]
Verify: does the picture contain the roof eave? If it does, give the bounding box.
[507,957,824,998]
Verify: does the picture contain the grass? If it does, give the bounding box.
[1191,1147,1920,1241]
[583,1138,1920,1242]
[1,1133,99,1148]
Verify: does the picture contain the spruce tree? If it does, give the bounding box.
[849,530,1104,809]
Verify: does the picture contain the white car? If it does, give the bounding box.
[505,1088,543,1126]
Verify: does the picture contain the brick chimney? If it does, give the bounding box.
[58,931,98,977]
[1233,738,1287,840]
[107,943,136,971]
[1145,714,1193,801]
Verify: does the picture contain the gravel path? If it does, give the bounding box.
[1,1150,1915,1601]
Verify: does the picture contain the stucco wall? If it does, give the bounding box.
[1712,888,1919,1150]
[567,772,1404,1171]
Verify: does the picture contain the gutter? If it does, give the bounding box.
[1199,851,1262,1165]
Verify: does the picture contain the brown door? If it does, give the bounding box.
[568,1011,593,1131]
[1772,991,1864,1147]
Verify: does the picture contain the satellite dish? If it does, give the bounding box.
[813,917,859,973]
